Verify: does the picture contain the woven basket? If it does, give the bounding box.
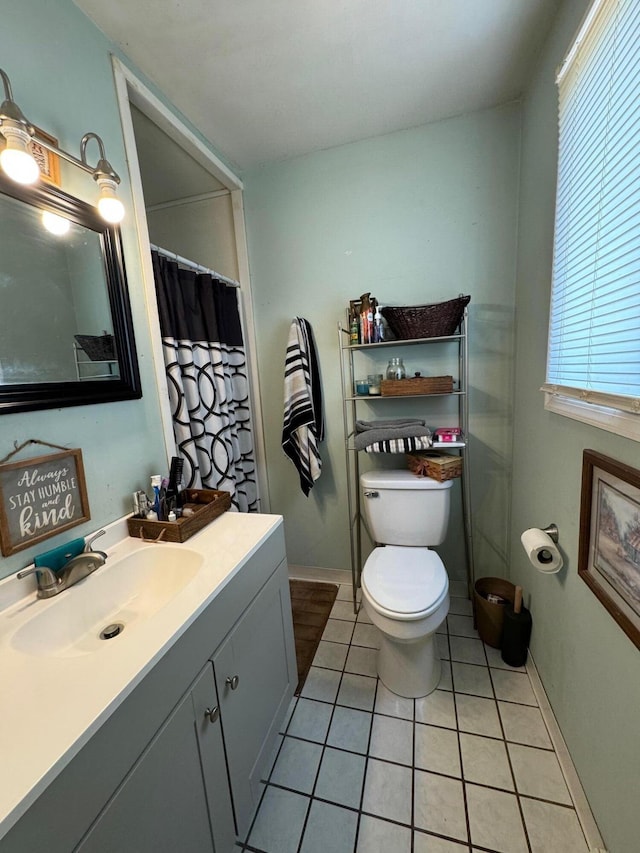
[382,295,470,340]
[74,334,116,361]
[407,451,462,482]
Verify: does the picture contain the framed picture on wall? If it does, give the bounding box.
[578,450,640,650]
[31,128,61,186]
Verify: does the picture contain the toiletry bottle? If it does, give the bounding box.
[374,306,384,343]
[150,475,162,516]
[349,305,359,344]
[360,293,373,344]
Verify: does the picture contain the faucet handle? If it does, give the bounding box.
[84,529,106,553]
[16,566,60,598]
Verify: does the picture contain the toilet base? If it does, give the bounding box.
[377,632,441,699]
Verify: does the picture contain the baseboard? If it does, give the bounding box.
[526,654,607,852]
[288,564,352,586]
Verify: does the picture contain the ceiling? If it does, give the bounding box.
[75,0,562,173]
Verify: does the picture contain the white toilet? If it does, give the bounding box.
[360,469,453,698]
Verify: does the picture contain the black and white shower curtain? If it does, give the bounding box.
[151,251,257,512]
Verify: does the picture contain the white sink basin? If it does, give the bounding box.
[11,545,204,658]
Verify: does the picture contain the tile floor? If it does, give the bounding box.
[240,581,592,853]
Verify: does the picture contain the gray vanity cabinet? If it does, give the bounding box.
[1,523,294,853]
[76,663,235,853]
[213,563,296,837]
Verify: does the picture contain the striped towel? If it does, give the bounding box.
[282,318,324,495]
[364,436,432,454]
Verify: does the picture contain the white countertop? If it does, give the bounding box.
[0,511,282,840]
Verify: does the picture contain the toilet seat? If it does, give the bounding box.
[362,546,448,620]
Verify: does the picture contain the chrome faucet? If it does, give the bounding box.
[17,530,108,599]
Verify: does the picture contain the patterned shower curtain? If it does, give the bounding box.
[151,250,257,512]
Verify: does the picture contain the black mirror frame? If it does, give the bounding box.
[0,173,142,414]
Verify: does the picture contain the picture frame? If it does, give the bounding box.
[30,127,61,186]
[578,450,640,650]
[0,448,90,556]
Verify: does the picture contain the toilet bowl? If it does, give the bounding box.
[362,545,449,697]
[360,470,453,698]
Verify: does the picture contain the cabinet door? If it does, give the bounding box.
[213,561,296,837]
[77,664,235,853]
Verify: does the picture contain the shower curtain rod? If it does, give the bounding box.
[150,243,240,288]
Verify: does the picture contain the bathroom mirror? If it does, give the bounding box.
[0,173,141,413]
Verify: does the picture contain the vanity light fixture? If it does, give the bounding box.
[0,67,125,222]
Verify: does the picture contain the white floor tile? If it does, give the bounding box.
[375,681,414,720]
[352,622,380,648]
[287,697,333,742]
[362,757,412,824]
[415,723,461,777]
[447,613,477,638]
[337,672,377,711]
[369,714,413,766]
[357,605,373,624]
[345,645,378,677]
[449,635,486,665]
[356,815,411,853]
[436,633,450,660]
[414,770,468,842]
[454,694,502,738]
[484,643,526,672]
[414,832,469,852]
[498,701,552,748]
[300,800,358,853]
[327,705,372,754]
[322,618,355,644]
[270,737,323,794]
[491,669,538,706]
[415,688,456,729]
[312,640,349,671]
[301,666,341,703]
[451,661,493,698]
[460,732,514,790]
[466,783,528,853]
[336,583,356,602]
[246,786,309,853]
[279,696,298,733]
[508,743,572,805]
[314,747,366,809]
[330,599,359,622]
[449,596,473,617]
[521,797,590,853]
[439,660,453,691]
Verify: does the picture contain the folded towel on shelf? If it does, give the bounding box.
[353,423,431,452]
[364,436,432,454]
[356,418,426,432]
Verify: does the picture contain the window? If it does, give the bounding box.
[543,0,640,439]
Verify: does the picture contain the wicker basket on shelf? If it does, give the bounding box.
[407,451,463,482]
[381,295,470,340]
[74,333,116,361]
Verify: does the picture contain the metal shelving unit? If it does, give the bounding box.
[338,309,474,612]
[73,343,118,380]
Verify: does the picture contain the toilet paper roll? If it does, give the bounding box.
[520,528,563,573]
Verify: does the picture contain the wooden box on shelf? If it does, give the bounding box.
[127,488,231,543]
[407,451,463,482]
[381,375,454,396]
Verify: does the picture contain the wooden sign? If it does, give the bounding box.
[0,449,90,556]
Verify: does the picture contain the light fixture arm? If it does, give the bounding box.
[0,68,34,135]
[80,132,121,185]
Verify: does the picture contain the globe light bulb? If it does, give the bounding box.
[0,126,39,184]
[96,178,124,223]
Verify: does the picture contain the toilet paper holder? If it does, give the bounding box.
[541,523,559,544]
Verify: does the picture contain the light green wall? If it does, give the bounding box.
[244,104,521,575]
[0,1,167,578]
[512,1,638,850]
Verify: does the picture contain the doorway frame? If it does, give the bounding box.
[111,56,270,511]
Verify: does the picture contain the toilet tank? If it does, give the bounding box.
[360,469,453,546]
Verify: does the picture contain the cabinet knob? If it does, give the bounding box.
[204,706,220,724]
[225,674,240,690]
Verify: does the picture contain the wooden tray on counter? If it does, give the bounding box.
[127,488,231,543]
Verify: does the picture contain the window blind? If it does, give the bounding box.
[544,0,640,414]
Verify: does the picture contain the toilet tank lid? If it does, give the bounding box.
[360,469,453,490]
[364,546,448,615]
